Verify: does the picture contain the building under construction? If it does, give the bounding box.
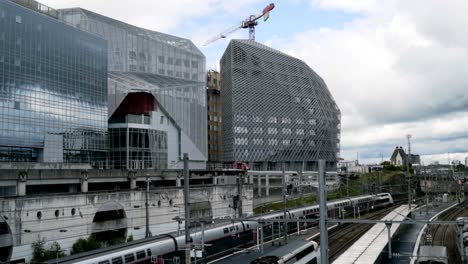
[220,40,341,171]
[207,70,222,163]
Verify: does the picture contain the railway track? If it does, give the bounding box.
[317,203,404,262]
[423,199,468,263]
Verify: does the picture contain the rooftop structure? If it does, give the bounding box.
[220,40,341,171]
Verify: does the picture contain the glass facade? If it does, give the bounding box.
[109,127,167,170]
[221,40,341,169]
[0,1,108,164]
[59,8,208,161]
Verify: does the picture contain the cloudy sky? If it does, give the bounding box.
[40,0,468,165]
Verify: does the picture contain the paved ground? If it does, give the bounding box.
[378,200,456,264]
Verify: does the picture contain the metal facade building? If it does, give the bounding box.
[0,0,108,165]
[59,8,208,168]
[207,70,222,163]
[220,40,340,170]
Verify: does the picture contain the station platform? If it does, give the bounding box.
[333,205,412,264]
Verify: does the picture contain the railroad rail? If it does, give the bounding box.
[423,199,468,262]
[325,203,404,261]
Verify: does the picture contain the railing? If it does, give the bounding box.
[11,0,58,19]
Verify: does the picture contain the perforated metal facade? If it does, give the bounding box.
[220,40,340,168]
[59,8,207,161]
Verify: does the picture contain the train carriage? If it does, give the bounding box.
[46,193,393,264]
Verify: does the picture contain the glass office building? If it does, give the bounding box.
[221,40,341,171]
[59,8,208,166]
[0,1,108,164]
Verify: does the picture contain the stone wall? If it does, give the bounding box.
[0,184,253,262]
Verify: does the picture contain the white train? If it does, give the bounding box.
[46,193,393,264]
[250,240,320,264]
[456,217,468,264]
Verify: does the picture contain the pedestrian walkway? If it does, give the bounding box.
[379,201,456,264]
[333,205,412,264]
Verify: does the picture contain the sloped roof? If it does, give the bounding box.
[390,147,406,161]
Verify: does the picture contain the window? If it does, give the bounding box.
[223,227,229,234]
[282,128,292,135]
[158,56,165,63]
[253,127,263,134]
[267,128,278,135]
[136,251,146,259]
[99,261,110,264]
[111,257,123,264]
[124,254,135,263]
[16,15,22,23]
[147,249,151,256]
[268,117,277,123]
[160,116,164,124]
[253,116,262,123]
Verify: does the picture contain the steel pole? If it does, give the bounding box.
[346,170,349,198]
[425,170,428,215]
[238,173,243,217]
[202,222,205,263]
[183,153,191,264]
[386,223,392,259]
[319,160,328,264]
[407,134,412,210]
[260,223,264,254]
[145,176,151,238]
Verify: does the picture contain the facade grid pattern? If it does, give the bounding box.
[109,127,167,170]
[221,40,340,169]
[59,8,208,160]
[0,1,108,164]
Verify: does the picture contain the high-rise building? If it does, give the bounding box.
[0,0,108,165]
[59,8,207,169]
[220,40,340,171]
[207,70,222,163]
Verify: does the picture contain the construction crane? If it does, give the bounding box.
[204,3,275,46]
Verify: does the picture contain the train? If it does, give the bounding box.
[250,240,320,264]
[456,217,468,264]
[46,193,393,264]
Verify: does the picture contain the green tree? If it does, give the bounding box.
[127,234,134,242]
[70,235,101,255]
[31,239,66,263]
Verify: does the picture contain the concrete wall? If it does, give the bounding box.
[0,184,253,262]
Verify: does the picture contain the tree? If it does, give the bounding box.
[31,239,66,263]
[381,161,399,171]
[71,235,101,255]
